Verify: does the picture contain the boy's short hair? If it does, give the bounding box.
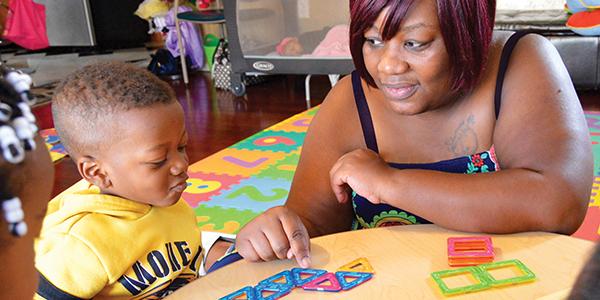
[52,62,176,158]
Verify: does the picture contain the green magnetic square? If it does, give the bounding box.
[478,259,536,287]
[431,266,491,296]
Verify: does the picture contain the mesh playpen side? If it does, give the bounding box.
[222,0,354,105]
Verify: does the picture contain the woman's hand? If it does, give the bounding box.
[330,148,391,205]
[236,206,312,268]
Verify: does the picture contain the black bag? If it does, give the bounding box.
[211,38,233,90]
[211,39,268,95]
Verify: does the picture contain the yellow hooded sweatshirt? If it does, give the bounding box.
[35,180,203,299]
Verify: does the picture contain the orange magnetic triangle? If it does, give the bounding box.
[336,257,375,273]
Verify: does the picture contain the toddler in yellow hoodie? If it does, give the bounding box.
[35,62,234,299]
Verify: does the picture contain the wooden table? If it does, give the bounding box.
[167,225,595,299]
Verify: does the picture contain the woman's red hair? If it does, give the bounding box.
[349,0,496,93]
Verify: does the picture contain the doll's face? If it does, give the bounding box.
[363,0,453,115]
[283,38,305,56]
[0,134,54,299]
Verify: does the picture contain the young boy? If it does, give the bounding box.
[35,62,233,299]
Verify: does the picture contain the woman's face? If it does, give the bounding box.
[363,0,453,115]
[0,135,54,299]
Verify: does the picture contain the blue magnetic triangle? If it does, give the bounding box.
[219,285,256,300]
[291,268,327,287]
[257,270,294,290]
[254,284,292,300]
[335,271,373,290]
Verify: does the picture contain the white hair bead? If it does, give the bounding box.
[9,222,27,237]
[2,198,27,237]
[2,197,22,210]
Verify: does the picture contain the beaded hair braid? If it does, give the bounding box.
[0,65,37,237]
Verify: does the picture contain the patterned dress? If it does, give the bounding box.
[349,31,531,230]
[351,147,500,229]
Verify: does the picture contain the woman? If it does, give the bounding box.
[0,72,54,298]
[236,0,593,267]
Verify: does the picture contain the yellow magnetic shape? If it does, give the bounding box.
[337,257,375,274]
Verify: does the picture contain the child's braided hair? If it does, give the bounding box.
[0,65,37,237]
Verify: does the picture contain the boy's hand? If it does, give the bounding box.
[236,206,311,268]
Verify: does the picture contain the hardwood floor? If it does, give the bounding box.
[580,91,600,112]
[37,72,599,197]
[47,73,332,196]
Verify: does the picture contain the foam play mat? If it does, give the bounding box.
[184,108,600,242]
[183,107,317,234]
[41,109,600,241]
[40,128,68,162]
[572,111,600,241]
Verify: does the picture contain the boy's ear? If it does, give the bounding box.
[77,156,112,189]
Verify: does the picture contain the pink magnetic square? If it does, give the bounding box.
[447,236,494,258]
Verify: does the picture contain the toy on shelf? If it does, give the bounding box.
[196,0,214,9]
[447,236,494,266]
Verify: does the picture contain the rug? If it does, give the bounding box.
[183,107,317,234]
[183,109,600,241]
[572,111,600,241]
[40,128,68,162]
[41,109,600,241]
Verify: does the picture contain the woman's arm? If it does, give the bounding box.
[286,77,361,237]
[236,76,362,264]
[331,34,593,234]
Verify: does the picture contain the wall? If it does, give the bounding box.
[496,0,564,10]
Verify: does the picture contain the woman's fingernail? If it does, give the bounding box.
[302,257,311,267]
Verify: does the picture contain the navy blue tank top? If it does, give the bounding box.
[350,31,528,229]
